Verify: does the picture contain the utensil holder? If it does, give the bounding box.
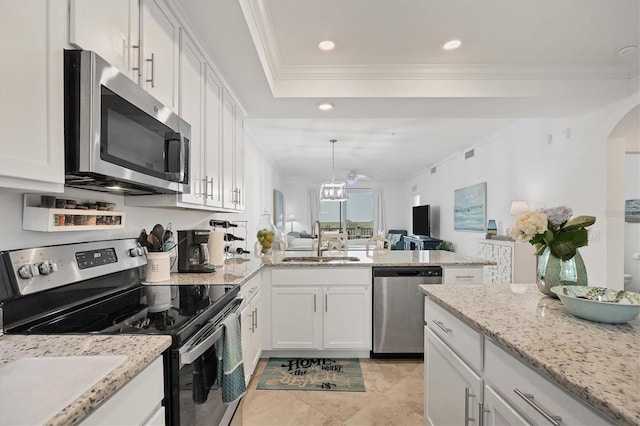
[145,252,171,282]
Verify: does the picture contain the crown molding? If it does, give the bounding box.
[241,0,638,98]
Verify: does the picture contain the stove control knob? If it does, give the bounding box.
[18,264,39,279]
[38,260,58,275]
[129,247,144,257]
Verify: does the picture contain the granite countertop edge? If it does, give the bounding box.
[421,286,639,426]
[0,334,172,426]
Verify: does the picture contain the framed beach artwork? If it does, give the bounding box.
[273,189,285,230]
[454,182,487,232]
[625,199,640,223]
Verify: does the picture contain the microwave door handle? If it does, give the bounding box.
[178,136,187,182]
[179,324,223,366]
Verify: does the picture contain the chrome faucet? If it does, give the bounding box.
[312,220,322,257]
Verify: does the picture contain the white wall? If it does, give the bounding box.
[0,134,282,254]
[405,93,640,286]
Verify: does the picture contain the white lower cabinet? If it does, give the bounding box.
[442,266,484,284]
[484,340,612,426]
[483,384,530,426]
[424,326,482,426]
[80,356,165,425]
[240,274,262,384]
[269,268,371,351]
[424,296,614,426]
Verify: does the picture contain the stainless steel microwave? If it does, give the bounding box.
[64,50,190,195]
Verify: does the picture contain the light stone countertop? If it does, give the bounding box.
[420,283,640,426]
[144,250,492,286]
[0,250,489,425]
[0,334,172,426]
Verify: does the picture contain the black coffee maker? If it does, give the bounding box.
[177,230,216,273]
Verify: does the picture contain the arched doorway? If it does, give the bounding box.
[606,104,639,290]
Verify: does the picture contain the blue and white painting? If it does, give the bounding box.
[626,199,640,223]
[454,182,487,231]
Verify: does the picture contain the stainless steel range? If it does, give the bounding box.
[0,238,242,426]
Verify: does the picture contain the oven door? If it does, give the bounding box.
[168,298,243,426]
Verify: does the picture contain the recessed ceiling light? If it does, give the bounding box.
[318,40,336,51]
[318,103,334,111]
[442,39,462,51]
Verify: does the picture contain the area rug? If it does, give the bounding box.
[256,358,365,392]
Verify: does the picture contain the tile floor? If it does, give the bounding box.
[235,358,424,425]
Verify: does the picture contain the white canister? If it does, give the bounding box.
[145,251,171,282]
[207,229,226,266]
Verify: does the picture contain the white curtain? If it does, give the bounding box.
[308,188,318,230]
[373,187,386,236]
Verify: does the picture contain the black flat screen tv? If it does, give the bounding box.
[412,204,430,237]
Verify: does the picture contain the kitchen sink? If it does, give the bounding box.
[281,256,361,263]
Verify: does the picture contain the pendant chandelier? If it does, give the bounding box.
[319,139,347,202]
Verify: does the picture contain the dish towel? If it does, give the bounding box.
[221,311,246,403]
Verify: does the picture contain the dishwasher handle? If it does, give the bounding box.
[373,267,442,278]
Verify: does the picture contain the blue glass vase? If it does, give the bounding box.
[536,247,588,298]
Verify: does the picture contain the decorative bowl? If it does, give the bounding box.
[550,286,640,324]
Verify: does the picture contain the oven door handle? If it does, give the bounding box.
[180,324,224,366]
[179,299,243,366]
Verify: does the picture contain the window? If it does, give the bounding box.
[319,189,373,239]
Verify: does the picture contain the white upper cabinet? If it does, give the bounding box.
[222,92,245,210]
[204,65,224,208]
[140,0,179,110]
[178,29,205,205]
[69,0,140,82]
[0,0,66,193]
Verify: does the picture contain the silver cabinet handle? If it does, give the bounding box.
[253,307,258,330]
[249,310,255,333]
[313,294,316,312]
[146,52,155,87]
[480,402,490,426]
[131,45,141,77]
[433,320,451,333]
[514,388,561,426]
[207,177,214,199]
[325,294,328,312]
[456,275,475,279]
[464,387,476,426]
[200,177,208,198]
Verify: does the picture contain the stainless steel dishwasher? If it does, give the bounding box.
[372,266,442,358]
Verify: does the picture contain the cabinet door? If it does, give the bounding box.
[483,385,531,426]
[221,91,235,209]
[140,0,178,110]
[323,286,371,349]
[69,0,139,82]
[240,300,253,384]
[250,291,263,370]
[233,110,245,210]
[424,327,482,426]
[443,267,484,284]
[178,29,204,205]
[271,287,321,349]
[204,65,223,208]
[0,0,65,192]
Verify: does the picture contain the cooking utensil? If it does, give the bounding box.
[151,223,165,244]
[147,234,162,252]
[138,229,148,248]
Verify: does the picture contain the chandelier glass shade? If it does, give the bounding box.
[319,139,348,202]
